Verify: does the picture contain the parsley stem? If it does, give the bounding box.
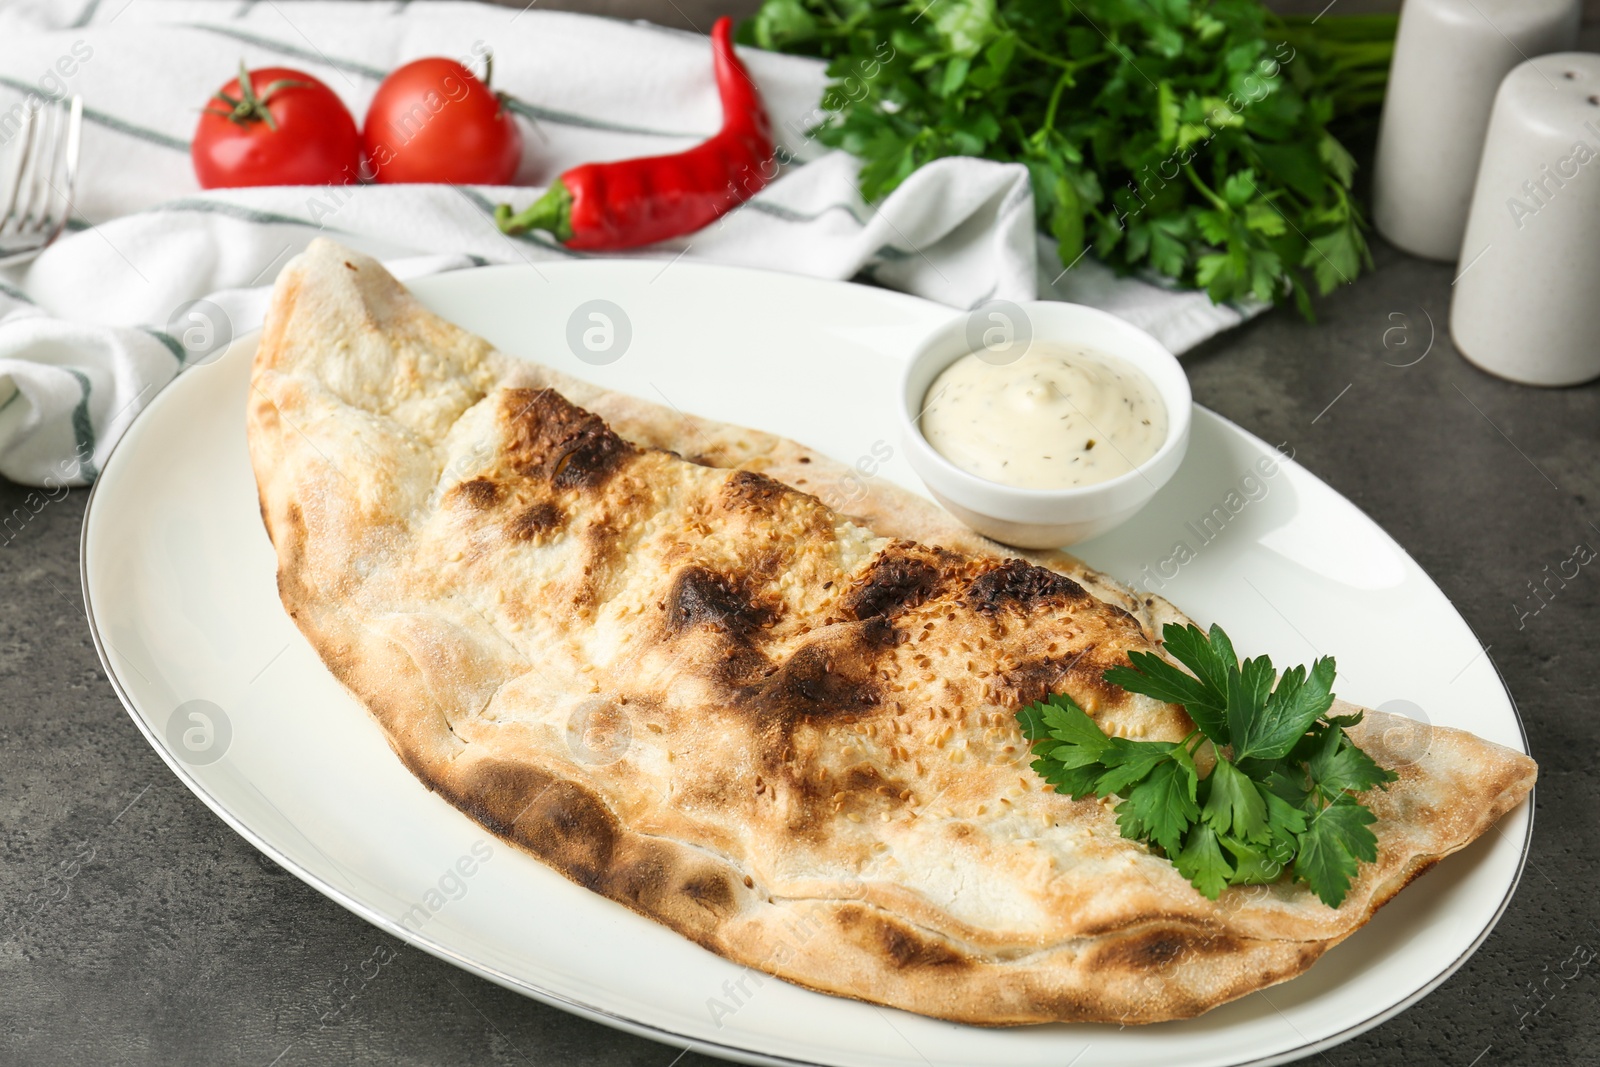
[1037,69,1074,140]
[1030,51,1115,143]
[1184,165,1228,211]
[1010,36,1074,71]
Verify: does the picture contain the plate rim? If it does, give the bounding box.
[78,261,1535,1067]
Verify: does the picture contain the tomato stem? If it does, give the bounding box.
[214,59,311,130]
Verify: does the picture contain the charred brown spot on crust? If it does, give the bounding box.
[680,871,736,913]
[274,500,304,558]
[554,432,630,489]
[844,542,954,621]
[721,469,788,511]
[709,644,774,691]
[815,761,914,824]
[508,501,562,542]
[526,780,620,891]
[666,566,774,636]
[997,646,1126,709]
[1105,602,1143,630]
[838,761,908,803]
[500,388,633,490]
[1066,654,1132,708]
[453,760,619,891]
[1092,927,1242,974]
[751,631,885,719]
[451,477,504,510]
[761,645,870,715]
[834,906,969,970]
[856,616,899,651]
[576,843,739,944]
[610,851,672,909]
[879,919,969,970]
[965,558,1089,615]
[1134,936,1185,969]
[996,656,1067,708]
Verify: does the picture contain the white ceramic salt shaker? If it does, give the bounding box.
[1372,0,1578,261]
[1451,53,1600,387]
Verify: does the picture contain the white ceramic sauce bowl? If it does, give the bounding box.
[899,301,1191,548]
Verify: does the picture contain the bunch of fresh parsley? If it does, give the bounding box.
[1017,623,1396,907]
[743,0,1396,316]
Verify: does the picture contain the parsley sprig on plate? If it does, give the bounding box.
[1017,623,1396,907]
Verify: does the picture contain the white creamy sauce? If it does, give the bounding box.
[920,343,1168,489]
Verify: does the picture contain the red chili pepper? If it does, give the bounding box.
[494,17,774,250]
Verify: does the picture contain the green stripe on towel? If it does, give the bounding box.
[183,24,390,81]
[0,280,36,305]
[72,0,104,28]
[183,25,696,139]
[65,368,98,482]
[498,97,697,140]
[137,326,188,365]
[0,76,188,151]
[746,200,869,228]
[143,198,331,231]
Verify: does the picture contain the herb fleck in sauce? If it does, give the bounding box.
[920,344,1168,489]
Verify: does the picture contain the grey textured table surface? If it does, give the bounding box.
[4,4,1600,1061]
[5,242,1599,1067]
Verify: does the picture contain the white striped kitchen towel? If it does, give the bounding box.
[0,0,1253,487]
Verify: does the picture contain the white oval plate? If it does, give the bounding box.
[81,261,1531,1067]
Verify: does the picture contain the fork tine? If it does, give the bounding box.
[0,96,81,263]
[20,100,66,232]
[62,96,83,212]
[0,104,37,233]
[50,96,84,240]
[9,103,52,235]
[35,97,80,242]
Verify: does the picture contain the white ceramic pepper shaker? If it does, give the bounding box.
[1451,53,1600,387]
[1372,0,1578,261]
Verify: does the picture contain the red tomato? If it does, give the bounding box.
[193,65,361,188]
[362,58,523,185]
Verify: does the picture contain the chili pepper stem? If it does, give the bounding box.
[495,181,574,241]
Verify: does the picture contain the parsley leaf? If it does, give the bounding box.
[1233,656,1335,761]
[1225,655,1276,754]
[1115,754,1198,855]
[1175,824,1232,900]
[1097,736,1185,795]
[1307,722,1395,800]
[1019,692,1109,756]
[1219,832,1294,885]
[1016,622,1397,906]
[1105,622,1231,742]
[1263,787,1309,839]
[1201,757,1270,844]
[1294,796,1380,908]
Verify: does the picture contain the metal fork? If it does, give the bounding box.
[0,95,83,267]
